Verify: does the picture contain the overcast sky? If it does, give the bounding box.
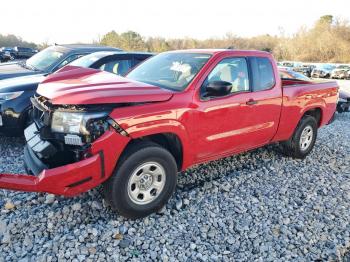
[0,0,349,44]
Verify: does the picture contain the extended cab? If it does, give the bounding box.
[0,50,338,219]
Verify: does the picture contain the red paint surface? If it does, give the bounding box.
[0,50,338,196]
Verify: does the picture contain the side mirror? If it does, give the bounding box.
[205,81,232,97]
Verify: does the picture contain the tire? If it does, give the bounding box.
[103,141,178,219]
[337,105,344,113]
[281,115,318,159]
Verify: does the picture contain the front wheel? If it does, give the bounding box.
[103,141,178,219]
[281,115,318,159]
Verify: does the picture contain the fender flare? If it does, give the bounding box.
[125,119,194,170]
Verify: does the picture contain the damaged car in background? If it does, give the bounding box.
[0,50,338,219]
[331,65,350,79]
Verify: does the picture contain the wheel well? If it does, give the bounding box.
[303,108,322,126]
[128,133,183,171]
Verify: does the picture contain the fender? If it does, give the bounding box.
[272,95,327,142]
[124,119,194,171]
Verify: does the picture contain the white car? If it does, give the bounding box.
[331,65,350,79]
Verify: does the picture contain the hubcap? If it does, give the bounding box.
[127,162,166,205]
[300,125,313,151]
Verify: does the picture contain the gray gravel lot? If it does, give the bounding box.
[0,113,350,261]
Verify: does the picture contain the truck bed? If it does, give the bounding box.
[273,78,338,142]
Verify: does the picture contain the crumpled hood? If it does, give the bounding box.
[0,62,41,80]
[37,66,174,105]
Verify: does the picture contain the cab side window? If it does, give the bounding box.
[56,54,85,70]
[206,57,250,93]
[250,57,275,91]
[100,59,133,76]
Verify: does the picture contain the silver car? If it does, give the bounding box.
[331,65,350,79]
[311,64,335,78]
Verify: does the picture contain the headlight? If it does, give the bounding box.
[0,91,24,102]
[51,111,109,136]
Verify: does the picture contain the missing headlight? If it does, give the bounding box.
[86,118,110,142]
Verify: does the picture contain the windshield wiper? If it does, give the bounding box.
[19,61,39,71]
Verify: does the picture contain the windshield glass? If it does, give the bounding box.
[127,52,211,91]
[26,47,65,71]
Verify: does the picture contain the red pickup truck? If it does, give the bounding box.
[0,50,338,218]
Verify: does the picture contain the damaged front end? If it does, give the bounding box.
[0,95,131,196]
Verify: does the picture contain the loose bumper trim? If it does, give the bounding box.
[0,153,103,196]
[24,145,48,175]
[0,129,131,196]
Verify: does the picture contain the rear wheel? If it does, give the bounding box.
[281,115,318,159]
[103,141,177,219]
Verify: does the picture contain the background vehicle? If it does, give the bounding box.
[337,90,350,113]
[311,64,336,78]
[280,61,296,68]
[293,64,315,77]
[0,51,152,135]
[331,65,350,79]
[0,44,121,80]
[0,50,338,219]
[279,67,312,81]
[0,47,15,61]
[0,51,5,62]
[13,46,37,59]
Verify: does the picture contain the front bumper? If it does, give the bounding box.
[1,148,103,196]
[0,126,130,196]
[312,72,326,78]
[331,73,346,79]
[0,95,32,135]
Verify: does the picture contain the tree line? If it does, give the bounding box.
[100,15,350,63]
[0,34,37,49]
[1,15,349,63]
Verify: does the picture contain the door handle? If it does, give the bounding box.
[246,99,258,105]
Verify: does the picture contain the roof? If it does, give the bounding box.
[166,49,271,56]
[56,44,122,52]
[76,51,154,59]
[99,51,154,56]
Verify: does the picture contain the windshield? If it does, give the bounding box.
[26,47,65,71]
[127,52,211,91]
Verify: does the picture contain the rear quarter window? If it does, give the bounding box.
[250,57,276,92]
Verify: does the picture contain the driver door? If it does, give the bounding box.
[194,57,256,161]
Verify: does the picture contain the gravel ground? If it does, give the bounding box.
[0,113,350,261]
